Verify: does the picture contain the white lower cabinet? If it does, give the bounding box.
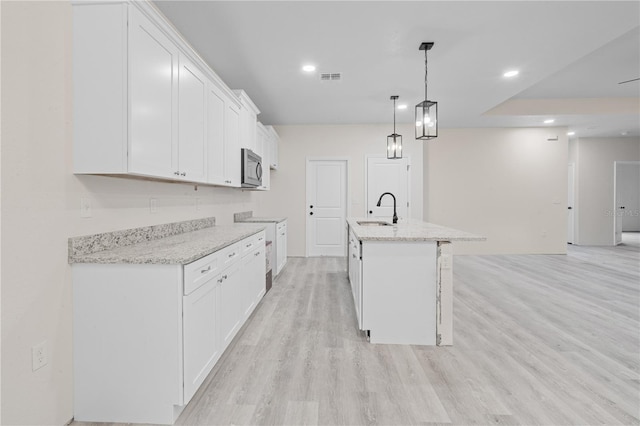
[72,231,265,425]
[183,276,219,403]
[347,225,437,346]
[275,220,288,275]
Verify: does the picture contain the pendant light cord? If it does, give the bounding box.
[424,48,429,101]
[393,97,397,134]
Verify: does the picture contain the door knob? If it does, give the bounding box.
[568,207,572,210]
[309,212,314,215]
[310,205,313,208]
[369,210,373,214]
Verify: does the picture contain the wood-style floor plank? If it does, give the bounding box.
[72,233,640,426]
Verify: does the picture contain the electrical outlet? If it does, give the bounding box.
[80,197,92,218]
[32,341,47,371]
[149,198,158,214]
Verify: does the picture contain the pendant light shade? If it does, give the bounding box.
[387,96,402,159]
[415,42,438,140]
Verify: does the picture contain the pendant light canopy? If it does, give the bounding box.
[415,42,438,140]
[387,95,402,159]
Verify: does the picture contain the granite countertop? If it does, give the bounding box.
[347,218,485,242]
[69,223,267,265]
[236,217,287,223]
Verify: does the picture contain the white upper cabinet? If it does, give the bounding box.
[73,1,254,188]
[177,54,208,182]
[234,90,260,152]
[128,7,179,178]
[265,125,279,170]
[206,85,226,186]
[224,102,241,187]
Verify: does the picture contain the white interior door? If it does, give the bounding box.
[306,159,348,257]
[618,162,640,232]
[366,157,409,222]
[614,162,623,245]
[567,163,575,244]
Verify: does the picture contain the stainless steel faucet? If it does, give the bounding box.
[376,192,398,224]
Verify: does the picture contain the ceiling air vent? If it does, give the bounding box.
[320,72,342,82]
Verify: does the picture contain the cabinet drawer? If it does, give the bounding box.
[184,252,220,295]
[220,241,241,267]
[242,231,266,255]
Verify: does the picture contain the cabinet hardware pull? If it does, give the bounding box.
[217,278,223,283]
[254,251,260,256]
[180,172,186,176]
[222,274,228,279]
[200,266,211,273]
[246,243,252,247]
[228,253,235,258]
[174,171,180,175]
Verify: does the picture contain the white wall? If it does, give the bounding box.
[255,124,423,257]
[0,2,258,424]
[424,128,568,255]
[575,137,640,245]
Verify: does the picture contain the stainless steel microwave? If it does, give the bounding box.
[241,148,263,188]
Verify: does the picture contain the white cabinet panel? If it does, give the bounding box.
[183,277,219,403]
[224,103,241,187]
[219,261,242,348]
[276,220,287,275]
[178,55,207,182]
[128,7,179,178]
[207,85,226,185]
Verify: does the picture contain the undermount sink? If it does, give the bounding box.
[357,221,392,226]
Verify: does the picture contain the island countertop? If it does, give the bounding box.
[347,218,485,242]
[69,223,267,265]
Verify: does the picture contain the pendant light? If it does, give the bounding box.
[415,42,438,140]
[387,96,402,159]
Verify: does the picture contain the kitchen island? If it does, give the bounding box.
[347,218,484,346]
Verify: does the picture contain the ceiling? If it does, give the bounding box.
[154,1,640,138]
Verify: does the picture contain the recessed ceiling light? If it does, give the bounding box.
[302,64,316,72]
[544,119,555,124]
[503,70,519,78]
[567,131,575,136]
[397,104,407,110]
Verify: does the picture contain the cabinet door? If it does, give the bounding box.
[128,7,179,178]
[219,262,241,349]
[178,55,207,182]
[224,102,241,187]
[183,278,219,404]
[207,85,225,185]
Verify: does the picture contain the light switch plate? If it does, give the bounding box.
[80,197,92,218]
[149,198,158,214]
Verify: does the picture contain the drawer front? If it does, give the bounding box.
[184,252,220,295]
[220,241,241,267]
[241,231,266,255]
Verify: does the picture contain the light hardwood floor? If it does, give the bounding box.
[74,234,640,426]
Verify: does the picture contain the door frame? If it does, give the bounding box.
[567,162,575,244]
[364,155,411,220]
[613,160,640,245]
[305,157,350,257]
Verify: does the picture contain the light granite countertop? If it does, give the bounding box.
[347,218,485,242]
[69,223,267,265]
[236,217,287,224]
